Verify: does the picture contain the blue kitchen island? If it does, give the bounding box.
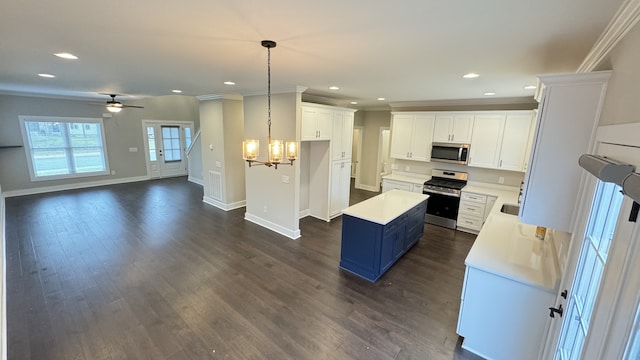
[340,189,429,282]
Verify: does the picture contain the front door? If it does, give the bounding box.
[142,120,194,179]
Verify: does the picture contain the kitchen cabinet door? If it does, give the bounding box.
[499,114,534,171]
[469,114,505,169]
[433,114,474,143]
[410,114,435,161]
[390,115,413,159]
[451,115,474,143]
[332,111,354,160]
[301,106,332,141]
[330,160,351,217]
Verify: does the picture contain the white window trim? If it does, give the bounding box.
[19,115,111,182]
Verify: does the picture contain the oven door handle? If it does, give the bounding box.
[423,189,461,197]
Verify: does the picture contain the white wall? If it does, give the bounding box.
[243,91,301,239]
[0,183,5,360]
[187,130,203,184]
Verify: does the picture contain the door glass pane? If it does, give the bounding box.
[147,127,156,161]
[556,180,624,359]
[184,128,192,149]
[161,126,181,163]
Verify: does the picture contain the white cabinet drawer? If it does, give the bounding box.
[459,202,485,217]
[457,215,483,230]
[461,192,487,204]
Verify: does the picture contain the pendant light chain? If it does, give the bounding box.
[267,45,272,143]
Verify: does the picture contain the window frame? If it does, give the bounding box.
[19,115,111,182]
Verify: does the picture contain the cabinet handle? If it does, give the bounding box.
[499,160,503,167]
[451,134,454,142]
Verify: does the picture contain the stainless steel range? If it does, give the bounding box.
[423,169,468,229]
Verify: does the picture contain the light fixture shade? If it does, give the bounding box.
[268,139,284,163]
[106,105,122,113]
[286,141,298,161]
[243,139,259,160]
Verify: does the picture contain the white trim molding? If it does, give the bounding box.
[188,176,204,186]
[244,213,301,240]
[577,0,640,72]
[196,94,244,101]
[202,196,245,211]
[3,175,149,198]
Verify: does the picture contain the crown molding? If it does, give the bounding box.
[577,0,640,72]
[196,94,244,101]
[242,85,308,97]
[389,96,536,108]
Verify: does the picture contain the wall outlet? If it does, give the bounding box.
[129,147,138,152]
[282,175,290,184]
[110,170,116,175]
[263,205,268,213]
[215,161,221,168]
[498,176,505,184]
[405,166,410,171]
[391,164,398,170]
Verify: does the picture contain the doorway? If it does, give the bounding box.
[142,120,194,179]
[376,128,390,190]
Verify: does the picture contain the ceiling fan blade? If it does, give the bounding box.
[122,105,144,109]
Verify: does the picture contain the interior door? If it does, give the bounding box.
[143,121,194,179]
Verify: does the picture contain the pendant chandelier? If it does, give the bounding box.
[242,40,298,169]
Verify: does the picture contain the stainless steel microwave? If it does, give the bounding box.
[430,142,470,165]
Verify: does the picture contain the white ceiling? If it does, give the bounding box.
[0,0,625,108]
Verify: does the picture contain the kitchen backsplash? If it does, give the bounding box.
[391,159,525,187]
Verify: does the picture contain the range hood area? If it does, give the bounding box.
[578,154,640,203]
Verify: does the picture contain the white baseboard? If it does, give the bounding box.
[244,213,301,240]
[356,184,380,192]
[188,176,204,186]
[3,175,150,198]
[299,209,310,219]
[202,196,245,211]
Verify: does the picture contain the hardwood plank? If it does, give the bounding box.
[6,177,482,360]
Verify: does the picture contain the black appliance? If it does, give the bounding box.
[423,169,468,229]
[430,142,470,165]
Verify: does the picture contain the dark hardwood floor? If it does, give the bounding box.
[5,177,482,360]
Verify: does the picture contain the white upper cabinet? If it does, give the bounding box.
[469,112,534,172]
[499,113,534,171]
[433,114,474,143]
[332,111,354,160]
[301,105,332,141]
[519,72,611,232]
[390,113,435,162]
[469,114,506,169]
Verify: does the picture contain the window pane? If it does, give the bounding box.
[22,118,108,180]
[184,128,192,149]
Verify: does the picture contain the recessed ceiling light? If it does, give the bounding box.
[377,97,386,101]
[484,92,496,96]
[172,90,182,93]
[53,52,78,60]
[37,73,55,78]
[223,81,235,85]
[329,86,340,90]
[463,73,480,79]
[524,85,537,90]
[350,101,358,105]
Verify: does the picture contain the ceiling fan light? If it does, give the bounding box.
[106,104,122,113]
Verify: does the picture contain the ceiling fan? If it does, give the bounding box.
[93,94,144,113]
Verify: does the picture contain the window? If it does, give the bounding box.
[184,127,192,150]
[161,126,181,162]
[19,116,109,181]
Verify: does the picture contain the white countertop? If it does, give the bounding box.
[463,184,560,292]
[342,189,429,225]
[382,173,430,185]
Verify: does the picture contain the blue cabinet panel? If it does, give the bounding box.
[340,199,427,282]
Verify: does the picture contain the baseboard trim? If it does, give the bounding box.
[202,196,246,211]
[188,176,204,186]
[3,176,150,198]
[244,213,301,240]
[357,184,380,192]
[299,209,310,219]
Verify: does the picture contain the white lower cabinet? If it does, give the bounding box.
[330,160,351,218]
[457,191,496,233]
[457,266,554,360]
[382,178,424,193]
